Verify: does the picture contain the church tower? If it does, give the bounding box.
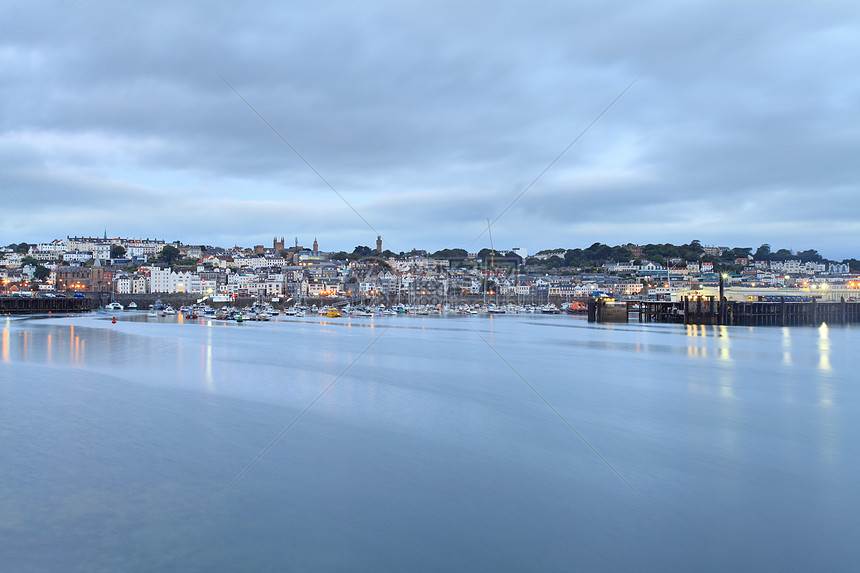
[376,235,383,254]
[313,238,319,253]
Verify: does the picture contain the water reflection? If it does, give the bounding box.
[204,326,214,391]
[717,326,731,361]
[818,323,831,372]
[2,319,8,362]
[781,327,792,366]
[818,324,834,411]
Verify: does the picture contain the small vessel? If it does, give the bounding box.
[127,302,138,310]
[565,301,588,314]
[326,307,342,318]
[105,302,124,311]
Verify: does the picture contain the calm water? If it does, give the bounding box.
[1,312,858,572]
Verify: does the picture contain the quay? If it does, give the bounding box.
[589,297,860,326]
[1,295,92,315]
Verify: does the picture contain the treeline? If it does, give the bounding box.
[416,240,855,271]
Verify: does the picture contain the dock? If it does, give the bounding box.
[590,297,860,326]
[0,296,92,315]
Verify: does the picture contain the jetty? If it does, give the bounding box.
[0,296,92,315]
[589,296,860,326]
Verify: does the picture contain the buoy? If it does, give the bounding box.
[112,316,116,324]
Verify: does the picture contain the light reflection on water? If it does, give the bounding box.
[0,313,858,571]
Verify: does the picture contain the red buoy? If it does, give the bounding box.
[112,316,116,324]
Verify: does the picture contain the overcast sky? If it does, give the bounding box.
[2,1,858,258]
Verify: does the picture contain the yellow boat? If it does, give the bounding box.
[326,308,342,318]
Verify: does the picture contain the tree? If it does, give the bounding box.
[545,255,564,268]
[432,248,468,261]
[843,259,860,272]
[797,249,822,263]
[477,248,503,259]
[352,245,373,257]
[34,265,51,281]
[159,245,181,265]
[16,242,30,254]
[754,244,772,261]
[772,248,795,261]
[111,244,127,259]
[21,256,38,266]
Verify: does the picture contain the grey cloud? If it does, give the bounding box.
[0,0,858,257]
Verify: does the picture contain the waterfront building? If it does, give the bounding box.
[55,264,112,293]
[115,273,132,294]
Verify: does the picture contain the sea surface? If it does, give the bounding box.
[1,311,858,572]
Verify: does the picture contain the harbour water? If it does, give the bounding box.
[1,312,858,571]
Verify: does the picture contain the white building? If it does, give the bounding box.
[149,267,170,293]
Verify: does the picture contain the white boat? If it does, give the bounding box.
[127,302,138,310]
[106,302,124,311]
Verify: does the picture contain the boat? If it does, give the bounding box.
[105,302,124,311]
[326,307,342,318]
[565,301,588,314]
[127,302,138,310]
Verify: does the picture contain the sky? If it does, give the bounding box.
[1,1,859,259]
